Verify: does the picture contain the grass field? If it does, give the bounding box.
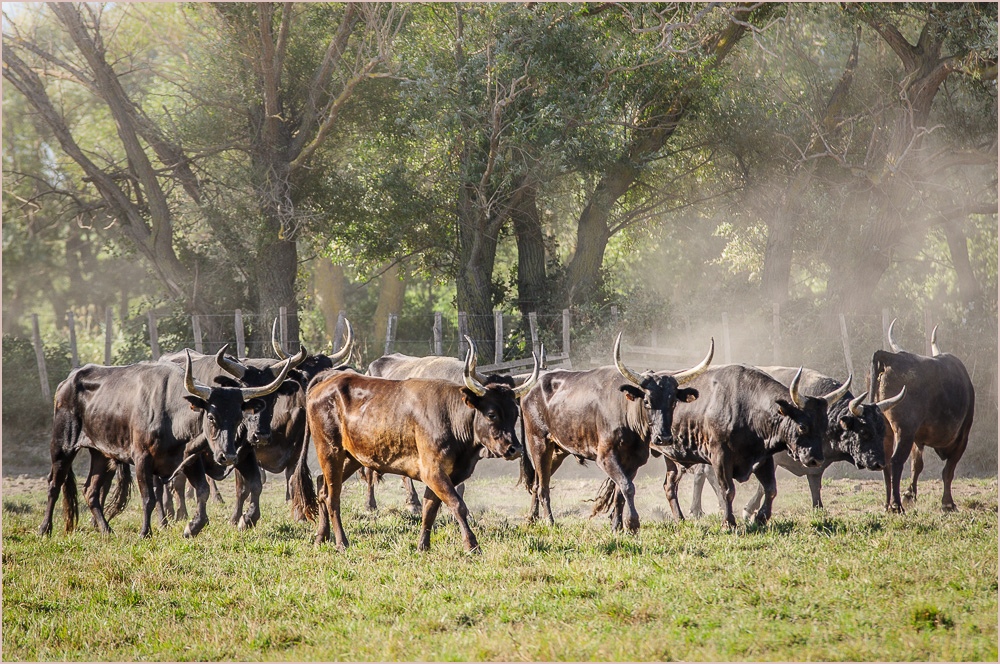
[2,466,997,661]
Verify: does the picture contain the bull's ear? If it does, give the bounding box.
[678,388,699,403]
[460,387,480,409]
[775,399,795,417]
[278,379,301,396]
[184,395,208,411]
[214,376,241,388]
[839,416,852,431]
[243,398,265,413]
[619,385,644,401]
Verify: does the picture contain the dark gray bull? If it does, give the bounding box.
[39,352,289,538]
[654,365,844,528]
[688,366,904,518]
[522,333,713,533]
[363,348,519,514]
[875,320,975,513]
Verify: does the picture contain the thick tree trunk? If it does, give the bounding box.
[314,259,347,343]
[372,262,407,351]
[941,219,983,306]
[455,183,500,360]
[512,181,547,329]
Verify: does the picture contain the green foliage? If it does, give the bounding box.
[2,335,71,434]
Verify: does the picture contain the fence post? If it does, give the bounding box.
[562,309,571,358]
[458,312,469,357]
[528,311,539,356]
[772,302,781,365]
[279,305,289,355]
[105,307,114,364]
[924,308,933,356]
[433,312,443,356]
[234,309,245,358]
[839,313,854,382]
[494,310,504,364]
[31,313,51,403]
[610,306,619,325]
[192,314,203,353]
[66,310,79,368]
[334,310,346,350]
[881,308,891,351]
[148,311,160,360]
[721,312,732,364]
[384,313,398,354]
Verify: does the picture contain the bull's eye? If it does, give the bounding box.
[487,412,498,422]
[797,425,807,435]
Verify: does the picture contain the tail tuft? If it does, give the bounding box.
[588,478,618,518]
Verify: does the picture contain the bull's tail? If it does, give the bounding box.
[62,464,79,532]
[104,462,133,521]
[588,478,618,518]
[289,416,317,522]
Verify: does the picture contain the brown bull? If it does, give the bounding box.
[292,338,538,552]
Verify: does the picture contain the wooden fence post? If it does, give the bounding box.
[610,306,619,325]
[192,314,203,353]
[881,308,891,351]
[105,307,114,365]
[528,311,539,356]
[494,310,504,364]
[279,306,289,355]
[31,313,51,403]
[148,311,160,360]
[458,312,469,357]
[384,313,398,354]
[839,313,854,382]
[721,312,732,364]
[334,310,346,349]
[772,302,781,365]
[66,310,79,368]
[433,312,443,355]
[562,309,571,358]
[234,309,245,358]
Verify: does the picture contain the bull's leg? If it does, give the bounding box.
[887,429,915,513]
[323,456,357,551]
[688,464,706,518]
[403,477,422,516]
[362,468,378,512]
[234,456,263,531]
[596,454,639,534]
[806,472,824,509]
[284,465,294,502]
[39,413,80,537]
[611,488,627,532]
[663,458,685,521]
[152,476,169,528]
[941,416,972,512]
[417,486,443,552]
[83,452,114,535]
[902,444,924,507]
[209,477,225,504]
[421,469,479,553]
[182,463,211,538]
[171,476,189,521]
[534,440,558,526]
[134,454,157,538]
[750,456,777,525]
[742,481,766,522]
[230,470,248,525]
[711,460,737,529]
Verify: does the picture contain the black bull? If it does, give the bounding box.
[876,320,975,513]
[643,364,847,528]
[39,352,289,538]
[520,333,714,533]
[688,366,904,517]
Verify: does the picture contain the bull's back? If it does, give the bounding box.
[523,367,626,446]
[874,351,974,441]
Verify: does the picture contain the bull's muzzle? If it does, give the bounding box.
[652,433,673,447]
[215,450,238,466]
[800,453,822,468]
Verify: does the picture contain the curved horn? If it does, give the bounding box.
[184,350,212,400]
[821,373,852,405]
[673,337,715,385]
[240,355,293,401]
[462,336,487,396]
[513,352,540,399]
[875,385,906,412]
[216,344,247,379]
[788,367,806,409]
[328,318,354,364]
[539,344,547,370]
[887,318,904,353]
[848,392,866,417]
[271,318,289,360]
[930,324,940,356]
[613,331,645,386]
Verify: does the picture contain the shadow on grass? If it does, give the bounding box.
[3,500,34,515]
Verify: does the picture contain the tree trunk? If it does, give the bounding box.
[372,262,407,352]
[314,258,347,343]
[941,218,983,306]
[512,180,547,332]
[455,182,500,360]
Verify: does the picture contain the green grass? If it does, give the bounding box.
[2,472,997,661]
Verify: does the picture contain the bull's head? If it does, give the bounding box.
[272,317,354,378]
[461,336,538,460]
[773,369,849,468]
[215,343,304,443]
[183,350,294,465]
[834,387,905,470]
[614,332,712,448]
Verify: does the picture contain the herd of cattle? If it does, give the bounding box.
[37,317,975,552]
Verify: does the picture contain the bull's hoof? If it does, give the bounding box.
[138,529,152,539]
[942,502,957,512]
[465,544,482,555]
[237,515,257,532]
[741,509,753,521]
[38,523,53,537]
[886,503,905,514]
[754,512,770,525]
[690,509,704,519]
[406,503,422,517]
[183,520,206,538]
[212,494,226,505]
